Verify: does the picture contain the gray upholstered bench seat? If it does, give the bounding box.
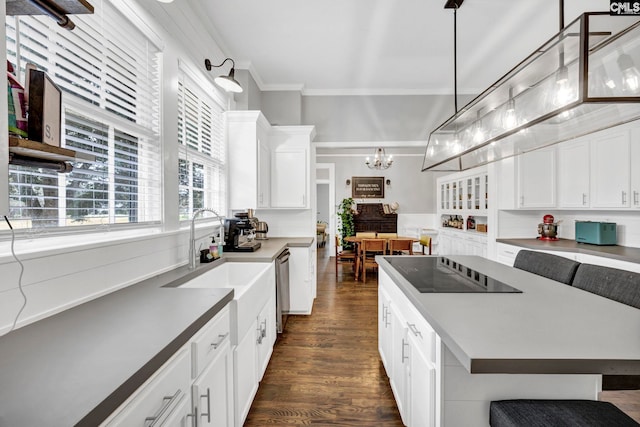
[513,250,581,285]
[490,399,640,426]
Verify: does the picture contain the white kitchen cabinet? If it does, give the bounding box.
[234,321,258,426]
[161,393,193,426]
[256,292,276,381]
[257,138,271,208]
[558,139,590,208]
[496,243,522,266]
[192,338,234,427]
[630,128,640,209]
[226,111,271,210]
[438,229,487,257]
[288,245,315,314]
[379,269,442,427]
[517,147,556,208]
[591,131,630,208]
[407,318,437,427]
[378,285,393,374]
[271,148,307,208]
[102,348,191,426]
[390,302,409,425]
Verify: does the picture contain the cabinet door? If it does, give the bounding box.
[558,140,590,208]
[408,334,436,427]
[257,138,271,208]
[234,323,258,426]
[517,147,556,208]
[193,340,234,427]
[378,286,393,374]
[390,304,409,424]
[271,149,307,208]
[591,131,631,208]
[288,247,312,314]
[256,294,276,381]
[630,128,640,208]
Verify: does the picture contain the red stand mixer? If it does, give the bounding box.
[537,214,560,241]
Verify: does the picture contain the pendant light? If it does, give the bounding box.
[422,5,640,172]
[365,148,393,170]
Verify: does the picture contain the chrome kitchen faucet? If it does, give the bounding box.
[189,208,224,269]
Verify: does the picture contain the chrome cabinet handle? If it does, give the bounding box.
[582,193,587,205]
[383,306,391,328]
[257,319,267,344]
[407,322,422,338]
[401,339,409,363]
[145,389,181,427]
[200,387,211,424]
[622,191,627,205]
[634,191,639,206]
[211,332,229,350]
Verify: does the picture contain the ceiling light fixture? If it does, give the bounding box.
[366,148,393,170]
[422,4,640,172]
[204,58,243,93]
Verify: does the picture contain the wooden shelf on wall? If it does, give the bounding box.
[6,0,94,16]
[9,136,95,163]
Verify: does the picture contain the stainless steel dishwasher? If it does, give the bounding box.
[275,248,290,333]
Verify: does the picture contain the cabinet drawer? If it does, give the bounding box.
[496,243,521,266]
[191,306,231,379]
[404,302,437,364]
[103,348,191,426]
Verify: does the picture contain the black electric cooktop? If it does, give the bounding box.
[386,256,522,293]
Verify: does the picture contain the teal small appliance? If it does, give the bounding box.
[575,221,617,245]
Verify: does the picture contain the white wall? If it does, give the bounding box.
[0,1,230,333]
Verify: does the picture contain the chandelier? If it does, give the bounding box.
[365,148,393,170]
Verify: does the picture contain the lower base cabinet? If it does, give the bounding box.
[288,245,316,314]
[102,306,233,427]
[379,269,440,427]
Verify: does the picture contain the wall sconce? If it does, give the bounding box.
[204,58,243,93]
[345,179,351,186]
[386,179,391,185]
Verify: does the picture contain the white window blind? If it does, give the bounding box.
[178,73,227,220]
[5,0,161,229]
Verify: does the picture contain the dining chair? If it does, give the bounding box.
[388,239,413,255]
[355,231,377,238]
[335,235,356,279]
[359,238,386,284]
[377,232,398,239]
[419,235,432,255]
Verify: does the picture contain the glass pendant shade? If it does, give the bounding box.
[422,13,640,171]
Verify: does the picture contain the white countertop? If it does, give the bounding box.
[377,255,640,374]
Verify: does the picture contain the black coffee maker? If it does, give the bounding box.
[224,218,261,252]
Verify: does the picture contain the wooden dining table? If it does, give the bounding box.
[344,236,418,281]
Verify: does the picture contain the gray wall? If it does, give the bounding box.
[316,183,330,224]
[234,69,262,111]
[318,152,445,214]
[262,91,302,125]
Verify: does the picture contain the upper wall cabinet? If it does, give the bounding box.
[557,139,590,208]
[269,126,315,209]
[590,131,631,209]
[226,111,271,210]
[517,146,556,209]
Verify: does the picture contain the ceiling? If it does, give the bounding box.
[187,0,610,95]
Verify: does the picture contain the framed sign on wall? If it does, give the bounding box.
[352,176,384,199]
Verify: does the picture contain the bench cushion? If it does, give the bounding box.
[572,264,640,309]
[490,399,640,427]
[513,250,580,285]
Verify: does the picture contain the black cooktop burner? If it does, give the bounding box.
[386,256,522,293]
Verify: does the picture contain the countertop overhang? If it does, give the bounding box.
[377,255,640,375]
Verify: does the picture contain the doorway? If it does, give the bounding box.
[316,163,335,258]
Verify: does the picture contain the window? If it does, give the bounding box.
[5,1,161,229]
[177,73,226,220]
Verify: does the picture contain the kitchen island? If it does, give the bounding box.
[376,255,640,426]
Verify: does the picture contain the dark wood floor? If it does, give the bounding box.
[246,248,640,425]
[245,249,403,425]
